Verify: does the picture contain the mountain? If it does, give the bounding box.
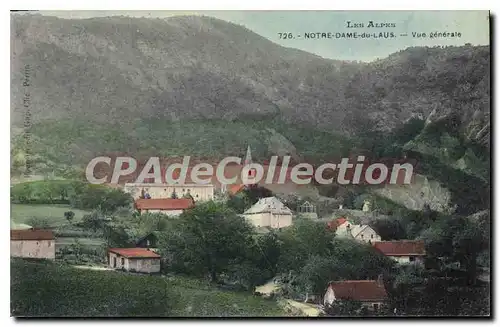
[11,14,489,136]
[10,14,490,214]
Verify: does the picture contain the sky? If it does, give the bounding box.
[22,10,490,62]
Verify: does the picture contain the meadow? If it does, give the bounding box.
[10,204,90,227]
[11,259,285,317]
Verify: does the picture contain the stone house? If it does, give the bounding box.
[108,248,161,273]
[242,197,293,229]
[323,278,388,311]
[10,229,55,260]
[372,240,426,265]
[350,225,382,244]
[332,218,382,244]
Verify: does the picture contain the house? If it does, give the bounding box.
[372,240,426,264]
[243,197,293,229]
[332,219,381,244]
[350,225,382,244]
[297,201,318,219]
[323,278,388,311]
[135,232,161,252]
[108,248,161,273]
[10,229,55,260]
[134,198,194,216]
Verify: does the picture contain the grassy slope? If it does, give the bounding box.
[11,259,285,317]
[10,204,90,226]
[12,117,354,175]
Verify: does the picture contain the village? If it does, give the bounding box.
[10,146,434,317]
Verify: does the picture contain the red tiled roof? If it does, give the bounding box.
[336,217,347,226]
[135,198,194,210]
[328,280,388,302]
[372,240,426,256]
[11,229,54,241]
[108,248,161,258]
[327,217,348,230]
[228,184,245,195]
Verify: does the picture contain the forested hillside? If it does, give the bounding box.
[10,14,490,216]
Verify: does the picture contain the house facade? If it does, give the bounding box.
[372,240,426,264]
[108,248,161,273]
[10,229,55,260]
[332,219,381,244]
[243,197,293,229]
[125,183,214,202]
[297,201,318,219]
[323,279,388,311]
[350,225,382,244]
[134,198,194,216]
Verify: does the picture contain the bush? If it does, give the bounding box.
[26,217,50,229]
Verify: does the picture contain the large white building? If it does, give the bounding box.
[124,183,215,202]
[242,197,293,229]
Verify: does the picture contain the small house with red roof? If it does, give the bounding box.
[134,198,194,216]
[323,277,388,311]
[372,240,426,265]
[327,217,348,231]
[108,248,161,273]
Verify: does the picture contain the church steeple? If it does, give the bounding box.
[244,145,253,165]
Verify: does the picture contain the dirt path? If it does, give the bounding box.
[280,299,323,317]
[73,265,113,271]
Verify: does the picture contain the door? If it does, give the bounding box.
[113,257,116,268]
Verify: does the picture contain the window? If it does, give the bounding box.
[373,303,379,311]
[409,256,415,262]
[121,258,125,266]
[48,241,51,247]
[371,234,374,239]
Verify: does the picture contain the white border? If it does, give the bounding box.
[3,1,497,326]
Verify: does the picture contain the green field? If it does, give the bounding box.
[55,237,105,251]
[10,204,90,227]
[11,259,285,317]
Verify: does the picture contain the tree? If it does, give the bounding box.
[26,217,50,229]
[226,193,249,214]
[324,300,363,316]
[276,219,336,273]
[245,186,273,204]
[371,218,407,240]
[162,201,255,283]
[81,211,106,232]
[64,211,75,223]
[103,224,132,248]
